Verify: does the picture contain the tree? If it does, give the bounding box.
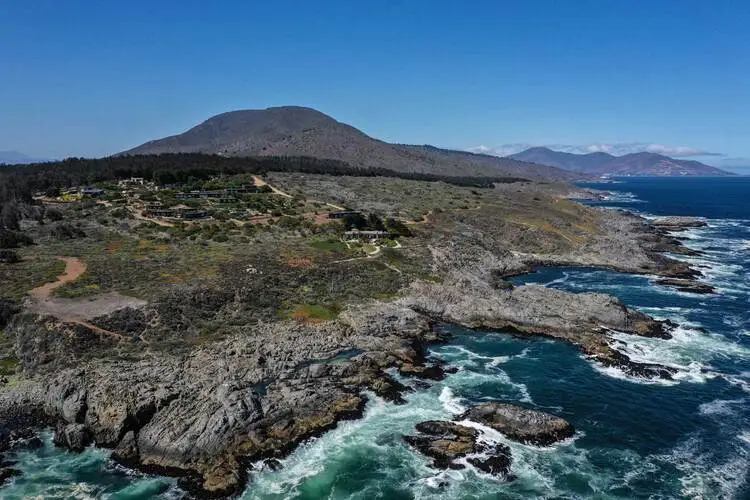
[385,218,412,237]
[0,201,20,230]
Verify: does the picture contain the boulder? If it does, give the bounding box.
[111,430,139,464]
[0,466,21,485]
[53,422,92,452]
[459,402,574,446]
[403,421,481,469]
[404,420,514,478]
[467,444,513,477]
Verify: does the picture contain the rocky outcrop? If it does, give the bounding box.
[0,402,48,486]
[404,421,482,469]
[0,309,435,496]
[654,278,715,294]
[53,423,91,452]
[400,279,675,379]
[459,403,574,446]
[650,216,707,229]
[403,420,512,478]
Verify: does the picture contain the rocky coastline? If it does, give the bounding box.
[0,201,712,497]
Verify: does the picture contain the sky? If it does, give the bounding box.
[1,1,749,172]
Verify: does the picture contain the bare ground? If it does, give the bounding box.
[25,257,145,328]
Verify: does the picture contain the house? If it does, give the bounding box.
[175,191,201,199]
[148,208,177,218]
[328,211,360,219]
[345,230,390,240]
[225,185,259,194]
[80,187,104,196]
[176,207,208,219]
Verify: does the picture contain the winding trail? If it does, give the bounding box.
[26,257,143,342]
[252,175,293,198]
[29,257,87,299]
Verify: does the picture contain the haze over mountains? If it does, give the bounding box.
[510,146,733,177]
[0,151,49,165]
[122,106,581,181]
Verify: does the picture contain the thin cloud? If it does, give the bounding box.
[468,143,723,158]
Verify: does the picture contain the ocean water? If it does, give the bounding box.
[2,177,749,499]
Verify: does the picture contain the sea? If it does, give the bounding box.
[2,176,749,499]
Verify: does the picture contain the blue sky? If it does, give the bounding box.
[1,1,749,171]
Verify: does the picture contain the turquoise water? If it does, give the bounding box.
[2,177,749,499]
[0,432,177,499]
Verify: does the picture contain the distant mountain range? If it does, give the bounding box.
[122,107,581,181]
[0,151,49,165]
[509,147,734,177]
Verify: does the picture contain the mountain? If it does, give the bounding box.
[510,147,733,176]
[599,152,734,176]
[510,147,615,172]
[122,107,581,181]
[0,151,49,165]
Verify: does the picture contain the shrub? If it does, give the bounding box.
[46,207,64,221]
[50,222,86,240]
[0,299,20,328]
[0,249,21,264]
[0,229,33,249]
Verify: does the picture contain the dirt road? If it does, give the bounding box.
[26,257,145,340]
[29,257,87,299]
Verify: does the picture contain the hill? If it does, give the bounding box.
[0,151,49,165]
[510,147,733,176]
[122,107,581,181]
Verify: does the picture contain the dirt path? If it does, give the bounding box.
[253,176,293,198]
[30,257,87,299]
[26,256,145,342]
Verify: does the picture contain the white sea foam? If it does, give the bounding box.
[439,386,466,415]
[698,397,747,417]
[660,435,750,500]
[597,320,750,385]
[437,345,510,368]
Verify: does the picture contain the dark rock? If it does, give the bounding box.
[459,403,574,446]
[650,217,707,229]
[0,467,21,485]
[111,430,139,464]
[398,363,445,381]
[53,422,91,452]
[263,458,282,471]
[404,421,482,469]
[654,278,715,295]
[405,420,514,478]
[467,443,513,477]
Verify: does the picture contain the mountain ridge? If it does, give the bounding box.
[0,151,50,165]
[122,107,582,181]
[509,146,733,176]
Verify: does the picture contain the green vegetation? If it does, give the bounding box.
[0,154,524,200]
[0,256,66,302]
[310,238,348,253]
[0,357,19,376]
[286,303,341,322]
[0,155,610,365]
